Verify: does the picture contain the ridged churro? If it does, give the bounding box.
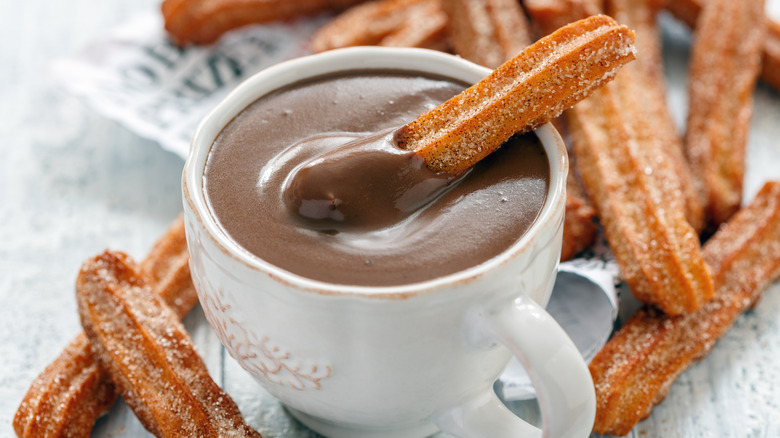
[395,15,637,176]
[607,0,704,231]
[77,251,261,437]
[665,0,780,93]
[523,1,603,260]
[162,0,367,45]
[684,0,765,229]
[13,217,198,438]
[567,72,714,315]
[441,0,532,69]
[310,0,447,52]
[525,0,713,314]
[589,181,780,435]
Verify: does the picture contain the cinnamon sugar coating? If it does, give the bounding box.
[567,71,714,315]
[76,251,260,437]
[684,0,765,230]
[396,15,636,176]
[13,217,199,438]
[607,0,704,232]
[589,181,780,435]
[665,0,780,94]
[310,0,448,52]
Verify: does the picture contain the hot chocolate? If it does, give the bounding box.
[204,71,549,286]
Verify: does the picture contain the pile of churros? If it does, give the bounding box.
[14,0,780,436]
[161,0,779,434]
[13,218,262,437]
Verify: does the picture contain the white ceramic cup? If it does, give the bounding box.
[182,47,595,438]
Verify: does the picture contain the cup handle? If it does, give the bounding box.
[434,295,596,438]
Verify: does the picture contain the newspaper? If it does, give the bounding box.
[51,12,622,401]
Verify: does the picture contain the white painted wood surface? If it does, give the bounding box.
[1,1,779,437]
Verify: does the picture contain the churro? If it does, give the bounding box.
[567,71,714,315]
[310,0,447,52]
[522,1,603,260]
[684,0,765,229]
[665,0,780,93]
[589,181,780,435]
[607,0,704,231]
[162,0,367,45]
[13,217,198,438]
[77,251,260,437]
[441,0,532,69]
[395,15,636,176]
[526,1,713,314]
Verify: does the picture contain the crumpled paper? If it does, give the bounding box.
[51,11,622,401]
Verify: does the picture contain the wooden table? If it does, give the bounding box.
[2,1,779,436]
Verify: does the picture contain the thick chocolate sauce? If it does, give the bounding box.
[204,72,549,286]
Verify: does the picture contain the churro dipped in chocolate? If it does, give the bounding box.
[13,217,198,438]
[435,0,596,259]
[162,0,367,45]
[396,15,636,175]
[665,0,780,93]
[310,0,448,52]
[589,181,780,436]
[523,1,604,261]
[76,251,261,437]
[684,0,765,229]
[286,15,636,234]
[441,0,532,69]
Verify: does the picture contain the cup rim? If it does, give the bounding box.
[183,46,568,298]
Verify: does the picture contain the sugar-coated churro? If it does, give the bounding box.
[77,251,261,437]
[13,217,198,438]
[162,0,367,45]
[607,0,704,231]
[441,0,532,69]
[12,333,117,438]
[665,0,780,93]
[684,0,765,229]
[526,0,713,314]
[395,15,636,176]
[589,181,780,435]
[310,0,447,52]
[567,73,714,315]
[523,0,603,260]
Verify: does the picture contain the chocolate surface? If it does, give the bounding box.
[204,72,549,286]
